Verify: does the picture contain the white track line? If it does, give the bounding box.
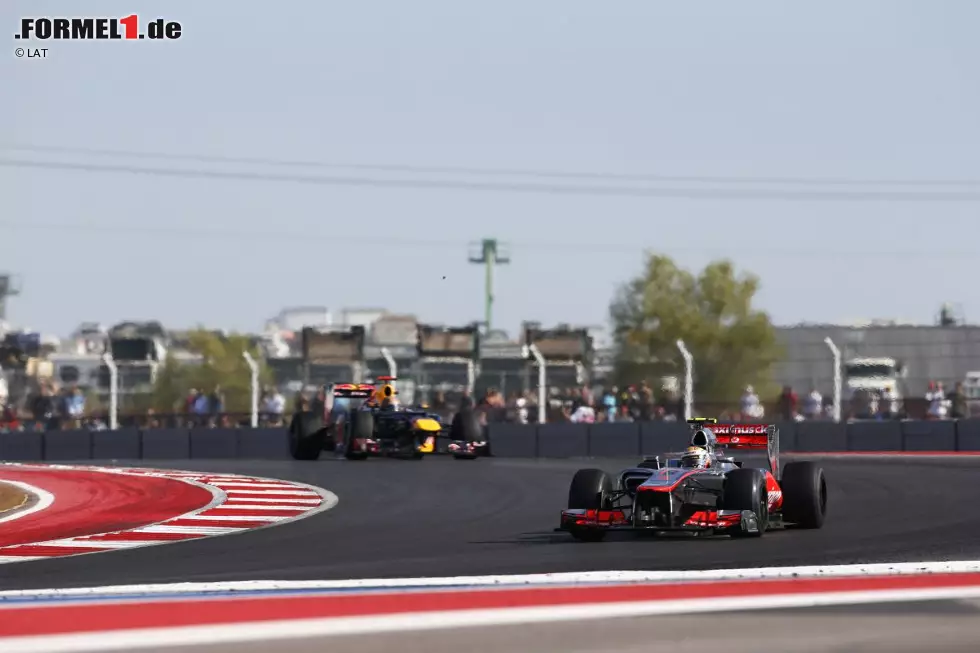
[4,561,980,600]
[6,586,980,653]
[207,504,309,511]
[0,480,54,525]
[222,498,321,504]
[210,483,302,489]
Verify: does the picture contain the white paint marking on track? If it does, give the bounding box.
[4,561,980,601]
[208,504,310,511]
[25,540,146,550]
[210,483,303,489]
[223,489,320,496]
[0,556,44,564]
[133,525,244,535]
[179,515,286,522]
[6,585,980,653]
[0,480,55,525]
[223,497,321,504]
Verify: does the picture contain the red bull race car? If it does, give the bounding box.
[557,418,827,541]
[332,378,443,460]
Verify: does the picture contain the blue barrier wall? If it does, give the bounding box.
[2,420,979,462]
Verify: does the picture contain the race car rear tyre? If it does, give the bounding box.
[722,468,769,538]
[780,461,827,529]
[289,412,326,461]
[567,468,612,542]
[344,411,372,461]
[451,409,488,458]
[451,409,483,441]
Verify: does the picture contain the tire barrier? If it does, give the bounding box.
[2,420,980,462]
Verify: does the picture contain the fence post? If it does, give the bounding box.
[242,351,259,428]
[466,359,476,396]
[101,353,118,431]
[380,347,397,380]
[824,337,842,422]
[676,340,694,421]
[525,344,547,424]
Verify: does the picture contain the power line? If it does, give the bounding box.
[5,157,980,202]
[1,219,976,259]
[4,143,980,188]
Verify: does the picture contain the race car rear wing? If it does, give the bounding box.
[688,419,779,476]
[333,383,375,399]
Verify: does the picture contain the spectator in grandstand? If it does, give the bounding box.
[950,382,968,419]
[142,408,161,430]
[777,385,798,421]
[62,385,86,427]
[262,385,286,425]
[184,389,198,413]
[741,385,764,421]
[189,388,210,426]
[208,386,225,417]
[475,388,506,424]
[638,381,654,420]
[602,387,617,422]
[617,403,634,422]
[926,381,949,419]
[801,386,822,420]
[431,391,448,415]
[29,381,57,429]
[569,401,596,423]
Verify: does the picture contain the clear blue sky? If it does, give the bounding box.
[4,0,979,337]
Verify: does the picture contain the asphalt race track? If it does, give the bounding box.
[2,455,980,591]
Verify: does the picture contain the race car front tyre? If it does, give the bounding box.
[722,468,769,538]
[289,412,326,461]
[567,468,612,542]
[344,411,372,461]
[780,461,827,529]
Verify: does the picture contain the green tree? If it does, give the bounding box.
[150,329,275,413]
[610,253,783,406]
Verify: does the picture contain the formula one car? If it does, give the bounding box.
[289,377,442,460]
[557,418,827,541]
[330,377,447,460]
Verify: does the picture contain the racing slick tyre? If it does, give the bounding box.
[722,468,769,538]
[289,412,326,461]
[780,461,827,529]
[451,409,485,459]
[567,468,613,542]
[344,411,372,461]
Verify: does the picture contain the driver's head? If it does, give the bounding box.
[680,446,709,468]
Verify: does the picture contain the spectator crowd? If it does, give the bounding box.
[1,375,975,433]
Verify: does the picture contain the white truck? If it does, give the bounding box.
[844,356,904,417]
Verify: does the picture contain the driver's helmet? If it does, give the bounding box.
[680,446,710,469]
[375,383,399,410]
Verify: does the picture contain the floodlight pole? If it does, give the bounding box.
[380,347,397,380]
[676,340,694,421]
[242,351,260,428]
[468,239,510,334]
[101,353,118,430]
[824,337,842,422]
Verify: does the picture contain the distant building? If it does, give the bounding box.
[774,322,980,397]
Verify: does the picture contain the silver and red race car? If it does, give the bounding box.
[557,418,827,541]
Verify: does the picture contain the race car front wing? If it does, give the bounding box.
[557,507,762,535]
